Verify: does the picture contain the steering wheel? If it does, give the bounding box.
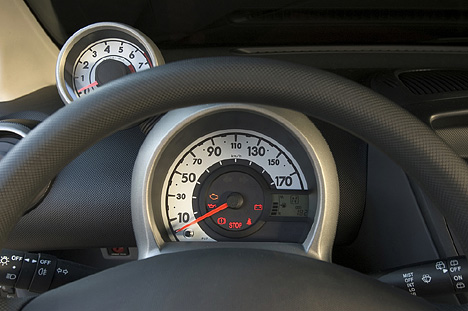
[1,57,467,310]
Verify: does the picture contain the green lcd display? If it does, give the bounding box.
[271,194,309,217]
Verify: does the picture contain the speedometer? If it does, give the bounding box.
[164,130,309,241]
[132,104,339,260]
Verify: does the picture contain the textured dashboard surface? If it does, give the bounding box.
[5,127,144,250]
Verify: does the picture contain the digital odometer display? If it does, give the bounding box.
[271,194,309,217]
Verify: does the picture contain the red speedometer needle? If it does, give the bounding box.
[77,81,98,93]
[175,203,228,233]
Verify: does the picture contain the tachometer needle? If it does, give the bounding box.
[77,81,98,93]
[175,203,228,233]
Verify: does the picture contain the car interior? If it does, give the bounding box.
[2,0,468,310]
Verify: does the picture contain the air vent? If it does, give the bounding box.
[0,122,30,161]
[398,70,468,95]
[381,78,399,89]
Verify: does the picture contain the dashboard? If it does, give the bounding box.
[2,0,468,308]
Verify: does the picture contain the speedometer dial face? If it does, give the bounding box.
[163,129,308,242]
[73,39,152,98]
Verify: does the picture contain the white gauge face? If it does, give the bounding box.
[56,22,165,104]
[73,38,152,97]
[162,129,308,242]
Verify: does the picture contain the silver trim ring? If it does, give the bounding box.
[131,104,339,261]
[430,110,468,126]
[56,22,165,104]
[0,123,30,138]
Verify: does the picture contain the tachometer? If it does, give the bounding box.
[56,22,164,104]
[164,130,309,241]
[72,39,152,97]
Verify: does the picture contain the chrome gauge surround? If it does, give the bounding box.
[56,22,164,104]
[132,104,339,261]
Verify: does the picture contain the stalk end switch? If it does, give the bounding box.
[378,257,468,297]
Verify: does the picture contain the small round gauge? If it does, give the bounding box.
[56,22,164,104]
